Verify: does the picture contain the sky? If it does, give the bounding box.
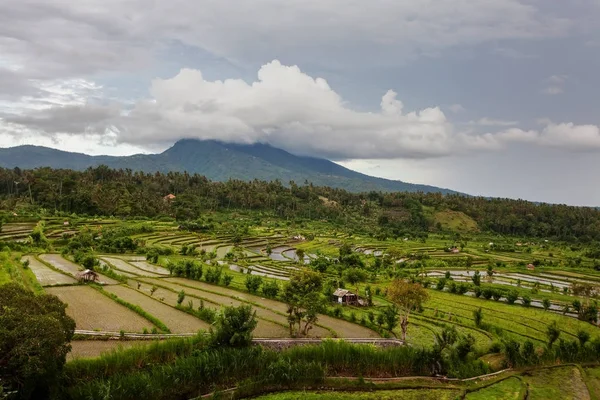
[1,1,599,206]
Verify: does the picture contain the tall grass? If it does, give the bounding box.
[63,340,489,400]
[64,334,207,383]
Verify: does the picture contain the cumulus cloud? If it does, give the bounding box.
[4,61,600,160]
[108,61,461,159]
[468,118,519,127]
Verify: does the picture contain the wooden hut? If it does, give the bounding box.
[77,269,99,283]
[332,288,360,306]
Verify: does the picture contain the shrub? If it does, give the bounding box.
[211,305,258,347]
[245,275,263,293]
[261,280,280,298]
[542,298,551,311]
[436,278,447,291]
[177,290,186,306]
[506,290,518,305]
[521,295,531,307]
[222,274,233,287]
[473,307,483,327]
[577,330,590,346]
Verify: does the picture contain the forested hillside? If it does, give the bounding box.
[1,166,599,242]
[0,140,459,194]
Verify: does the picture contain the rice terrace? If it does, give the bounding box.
[2,167,600,399]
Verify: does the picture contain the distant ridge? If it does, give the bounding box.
[0,140,460,194]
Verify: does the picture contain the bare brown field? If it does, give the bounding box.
[68,340,154,360]
[104,285,210,333]
[22,255,76,286]
[101,257,163,277]
[164,278,379,338]
[46,286,154,332]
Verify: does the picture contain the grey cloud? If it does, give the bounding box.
[2,104,120,135]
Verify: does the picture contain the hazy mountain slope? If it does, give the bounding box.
[0,140,459,194]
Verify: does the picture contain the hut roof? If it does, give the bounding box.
[77,269,98,277]
[333,288,355,297]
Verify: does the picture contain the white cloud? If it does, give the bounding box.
[488,123,600,151]
[115,61,460,159]
[4,61,600,160]
[468,117,519,127]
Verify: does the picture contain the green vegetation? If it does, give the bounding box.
[3,166,600,399]
[0,283,75,399]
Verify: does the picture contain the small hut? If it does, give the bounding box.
[77,269,99,283]
[163,194,176,202]
[332,288,360,306]
[526,264,535,271]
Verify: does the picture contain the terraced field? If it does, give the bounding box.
[138,277,314,337]
[423,290,598,344]
[101,257,163,277]
[103,284,210,333]
[163,277,379,338]
[46,286,154,332]
[255,389,461,399]
[523,366,590,400]
[22,255,76,286]
[39,254,119,284]
[130,260,170,275]
[465,377,523,399]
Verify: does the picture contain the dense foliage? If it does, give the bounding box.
[0,283,75,399]
[2,166,600,241]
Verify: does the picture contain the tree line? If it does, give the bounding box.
[2,166,600,241]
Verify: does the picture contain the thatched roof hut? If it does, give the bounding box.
[77,269,98,282]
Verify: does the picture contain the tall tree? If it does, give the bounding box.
[387,280,429,341]
[0,283,75,399]
[282,269,324,336]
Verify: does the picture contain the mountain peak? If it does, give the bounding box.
[0,141,459,195]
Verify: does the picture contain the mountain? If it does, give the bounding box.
[0,140,459,194]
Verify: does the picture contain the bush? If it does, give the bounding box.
[205,267,223,284]
[211,305,258,347]
[0,283,75,399]
[261,280,280,298]
[521,295,531,307]
[473,307,483,327]
[222,274,233,286]
[245,275,263,293]
[177,290,186,305]
[506,290,518,305]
